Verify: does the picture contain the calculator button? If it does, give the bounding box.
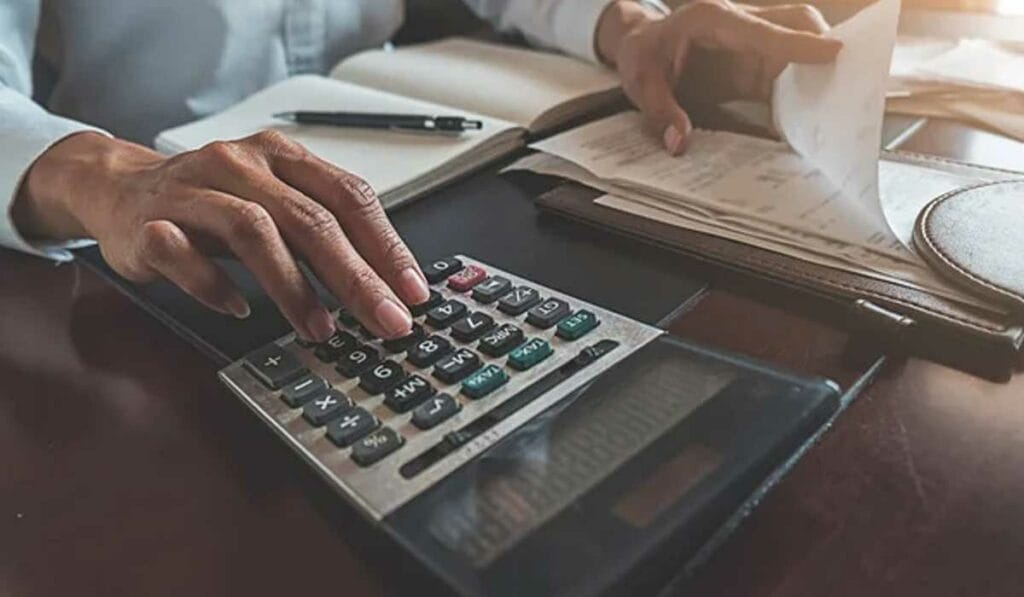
[337,309,359,328]
[407,335,454,367]
[384,374,437,413]
[425,299,467,328]
[526,298,572,329]
[447,264,488,292]
[294,336,317,348]
[410,289,443,317]
[326,408,380,447]
[243,344,307,389]
[359,360,407,395]
[433,348,482,384]
[335,344,381,378]
[382,323,425,353]
[478,324,525,357]
[302,389,353,426]
[508,338,554,371]
[351,427,404,467]
[471,276,512,303]
[280,374,329,407]
[450,312,495,342]
[412,394,461,429]
[461,364,509,399]
[556,310,601,340]
[357,324,378,341]
[497,286,542,316]
[422,258,463,284]
[313,331,358,362]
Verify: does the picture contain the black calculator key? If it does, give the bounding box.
[471,276,512,303]
[359,360,407,395]
[384,374,437,413]
[244,344,307,389]
[313,331,358,362]
[357,324,378,341]
[526,298,572,329]
[294,336,316,348]
[351,427,404,467]
[412,393,461,430]
[280,374,329,407]
[302,389,353,426]
[326,408,380,447]
[422,257,463,284]
[335,344,381,378]
[407,335,453,367]
[497,286,542,316]
[433,348,481,384]
[425,299,467,328]
[410,289,443,317]
[337,309,359,328]
[478,324,525,357]
[450,312,495,342]
[382,323,425,353]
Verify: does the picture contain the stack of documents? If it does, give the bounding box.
[512,113,1007,310]
[508,0,1022,312]
[887,36,1024,141]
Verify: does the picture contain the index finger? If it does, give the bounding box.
[273,152,431,307]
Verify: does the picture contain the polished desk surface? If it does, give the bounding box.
[8,10,1024,597]
[4,118,1024,597]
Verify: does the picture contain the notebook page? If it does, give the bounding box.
[156,76,520,204]
[329,38,619,132]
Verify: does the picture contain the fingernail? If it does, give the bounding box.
[663,126,684,154]
[375,298,412,338]
[398,267,430,305]
[306,308,336,343]
[227,296,251,320]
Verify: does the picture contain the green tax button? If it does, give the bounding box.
[556,310,600,340]
[461,364,509,399]
[508,338,553,371]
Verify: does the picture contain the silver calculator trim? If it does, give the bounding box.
[218,256,663,520]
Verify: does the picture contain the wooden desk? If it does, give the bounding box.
[3,119,1023,596]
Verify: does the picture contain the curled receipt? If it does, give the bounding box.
[772,0,903,243]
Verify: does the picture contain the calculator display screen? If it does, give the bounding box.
[386,335,838,597]
[419,349,734,568]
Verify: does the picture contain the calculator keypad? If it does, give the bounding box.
[218,254,661,520]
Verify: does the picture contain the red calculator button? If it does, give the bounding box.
[447,265,487,292]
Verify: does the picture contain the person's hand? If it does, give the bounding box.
[596,0,842,154]
[12,131,430,342]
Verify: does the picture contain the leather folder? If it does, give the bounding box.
[532,150,1024,368]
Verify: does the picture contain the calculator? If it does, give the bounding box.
[217,255,839,597]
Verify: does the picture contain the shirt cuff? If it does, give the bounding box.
[0,112,106,263]
[555,0,619,63]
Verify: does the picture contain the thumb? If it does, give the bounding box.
[640,71,694,155]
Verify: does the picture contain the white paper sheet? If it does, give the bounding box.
[772,0,901,241]
[531,112,911,260]
[915,39,1024,94]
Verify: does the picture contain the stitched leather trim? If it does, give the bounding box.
[915,181,1024,311]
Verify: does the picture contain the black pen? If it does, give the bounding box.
[272,111,484,133]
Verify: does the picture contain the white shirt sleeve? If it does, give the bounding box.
[463,0,617,63]
[0,0,103,262]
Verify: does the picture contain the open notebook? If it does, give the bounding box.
[156,37,620,209]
